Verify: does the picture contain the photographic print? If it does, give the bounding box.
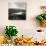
[8,2,26,20]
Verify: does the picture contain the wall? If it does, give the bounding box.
[0,0,46,39]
